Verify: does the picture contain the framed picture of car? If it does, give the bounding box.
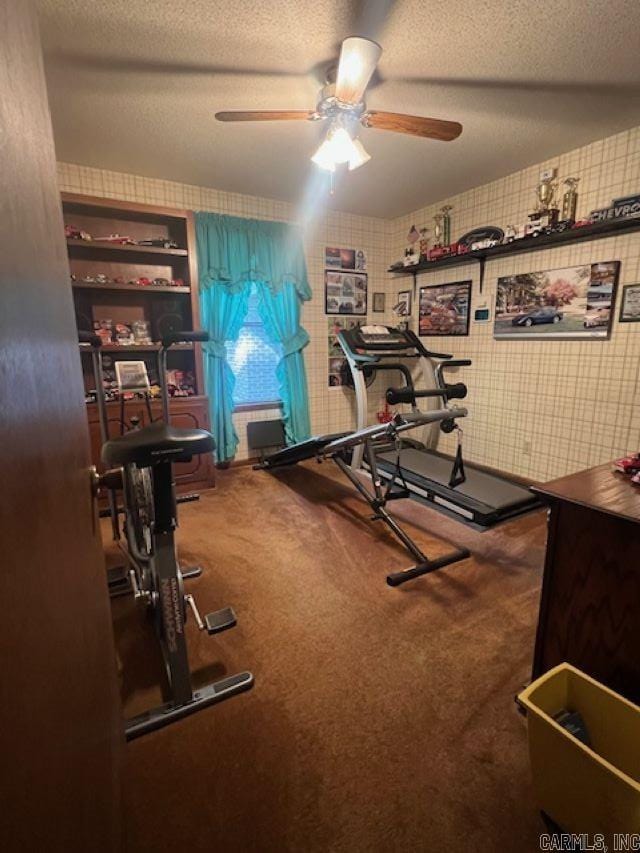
[419,280,471,336]
[619,283,640,323]
[493,261,620,340]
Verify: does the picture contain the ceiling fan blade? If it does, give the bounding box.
[215,110,316,122]
[334,36,382,104]
[362,111,462,141]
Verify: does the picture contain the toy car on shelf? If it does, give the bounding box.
[137,237,180,249]
[92,233,136,245]
[469,237,501,251]
[613,454,640,475]
[427,242,469,261]
[65,224,92,241]
[511,306,563,327]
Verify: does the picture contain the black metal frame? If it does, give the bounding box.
[80,331,253,739]
[330,432,470,587]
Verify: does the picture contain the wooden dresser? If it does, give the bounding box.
[531,464,640,703]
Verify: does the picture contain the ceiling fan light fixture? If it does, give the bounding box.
[348,137,371,171]
[335,37,382,104]
[311,138,337,172]
[326,127,359,164]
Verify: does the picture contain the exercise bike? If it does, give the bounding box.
[80,330,254,740]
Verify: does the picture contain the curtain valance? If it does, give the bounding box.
[195,212,311,299]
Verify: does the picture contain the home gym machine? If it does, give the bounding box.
[80,330,253,739]
[258,406,471,587]
[338,325,539,528]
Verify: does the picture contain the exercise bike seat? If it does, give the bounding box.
[102,421,215,468]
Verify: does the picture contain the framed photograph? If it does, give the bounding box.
[114,360,150,393]
[373,292,385,313]
[493,261,620,340]
[395,290,412,318]
[325,270,367,315]
[327,318,361,387]
[619,283,640,323]
[325,246,367,271]
[419,281,471,336]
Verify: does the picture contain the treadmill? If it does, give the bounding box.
[337,324,540,528]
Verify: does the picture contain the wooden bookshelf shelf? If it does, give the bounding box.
[66,238,188,257]
[79,343,194,352]
[72,280,190,294]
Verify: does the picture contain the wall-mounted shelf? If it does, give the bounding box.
[388,215,640,292]
[72,280,190,294]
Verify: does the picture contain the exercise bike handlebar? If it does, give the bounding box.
[386,383,467,405]
[161,330,209,349]
[78,331,103,348]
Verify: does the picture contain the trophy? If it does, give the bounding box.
[534,176,558,219]
[562,177,580,221]
[433,213,444,247]
[441,205,453,246]
[419,227,430,260]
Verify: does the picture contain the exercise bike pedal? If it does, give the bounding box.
[180,565,203,580]
[204,606,237,635]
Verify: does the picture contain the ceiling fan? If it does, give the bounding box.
[215,36,462,172]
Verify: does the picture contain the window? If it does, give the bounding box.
[227,284,282,407]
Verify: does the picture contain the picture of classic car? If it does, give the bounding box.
[583,307,610,328]
[511,306,563,327]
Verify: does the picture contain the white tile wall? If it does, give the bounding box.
[58,122,640,478]
[386,126,640,482]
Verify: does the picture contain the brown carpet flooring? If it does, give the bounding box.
[109,461,548,852]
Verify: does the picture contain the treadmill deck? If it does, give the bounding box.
[374,447,539,527]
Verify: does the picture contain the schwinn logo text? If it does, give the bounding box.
[160,577,184,652]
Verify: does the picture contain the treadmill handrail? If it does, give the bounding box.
[322,408,468,455]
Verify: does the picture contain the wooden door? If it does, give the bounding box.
[0,2,122,850]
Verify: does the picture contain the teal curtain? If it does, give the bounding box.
[196,212,312,459]
[256,282,311,444]
[199,283,249,463]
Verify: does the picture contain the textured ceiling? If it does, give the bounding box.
[37,0,640,218]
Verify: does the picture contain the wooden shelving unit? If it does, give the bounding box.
[388,215,640,292]
[63,191,214,492]
[72,280,190,294]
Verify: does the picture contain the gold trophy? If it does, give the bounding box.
[534,176,558,219]
[441,205,453,246]
[562,177,580,221]
[433,213,443,247]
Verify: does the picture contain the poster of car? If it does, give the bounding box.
[619,283,640,323]
[325,271,367,315]
[327,318,360,387]
[493,261,620,340]
[325,246,367,271]
[418,281,471,336]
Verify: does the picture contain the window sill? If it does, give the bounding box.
[233,401,282,413]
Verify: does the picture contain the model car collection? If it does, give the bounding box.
[391,188,639,270]
[65,224,182,250]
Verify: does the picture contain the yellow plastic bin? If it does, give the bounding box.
[518,663,640,834]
